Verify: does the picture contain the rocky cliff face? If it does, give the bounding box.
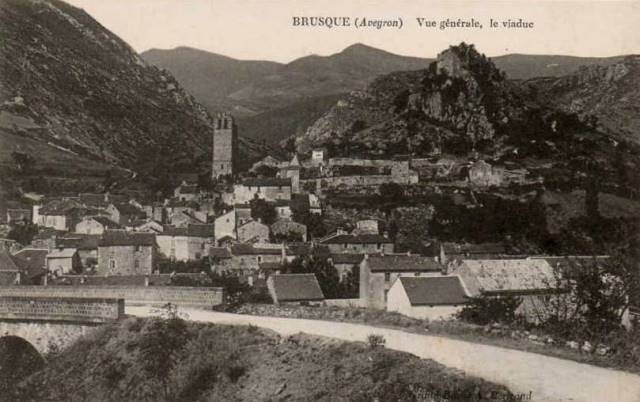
[297,43,572,158]
[0,0,270,180]
[526,55,640,145]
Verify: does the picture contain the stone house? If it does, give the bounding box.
[6,208,32,225]
[452,259,561,323]
[386,276,469,320]
[0,249,26,285]
[46,248,81,275]
[267,273,325,305]
[468,160,504,187]
[141,202,165,223]
[278,155,301,194]
[96,231,156,276]
[234,204,253,226]
[10,248,48,285]
[320,232,394,255]
[353,219,381,235]
[233,178,292,204]
[273,200,293,221]
[359,254,444,310]
[214,210,236,242]
[106,203,147,226]
[209,247,233,271]
[174,181,200,202]
[228,243,285,273]
[156,224,215,261]
[270,220,307,242]
[237,220,270,243]
[55,234,101,271]
[329,253,363,281]
[168,210,206,227]
[311,149,326,166]
[34,198,86,231]
[74,216,122,235]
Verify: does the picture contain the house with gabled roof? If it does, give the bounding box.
[267,273,325,305]
[234,178,292,204]
[156,224,215,261]
[97,230,156,275]
[387,276,469,320]
[320,231,394,255]
[46,248,81,275]
[228,243,285,273]
[74,215,122,235]
[55,234,101,271]
[35,198,87,231]
[106,202,146,226]
[237,220,270,243]
[10,248,48,285]
[359,254,445,309]
[174,181,200,202]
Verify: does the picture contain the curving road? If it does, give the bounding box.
[127,306,640,402]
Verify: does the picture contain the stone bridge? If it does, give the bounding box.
[0,296,124,355]
[0,285,225,355]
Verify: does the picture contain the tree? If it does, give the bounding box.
[292,210,326,239]
[379,182,405,201]
[249,197,277,225]
[282,255,342,299]
[458,295,522,325]
[8,221,38,246]
[137,311,188,400]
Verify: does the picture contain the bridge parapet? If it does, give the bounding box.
[0,286,224,308]
[0,297,124,324]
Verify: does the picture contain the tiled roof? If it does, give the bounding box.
[166,199,200,208]
[330,253,364,265]
[0,249,20,271]
[39,198,84,215]
[56,234,101,250]
[286,244,330,257]
[161,224,215,237]
[99,231,156,247]
[209,247,232,259]
[442,242,507,255]
[240,178,291,187]
[88,216,122,229]
[270,273,325,302]
[259,262,283,270]
[397,276,469,306]
[12,248,48,277]
[231,243,283,255]
[366,254,443,272]
[47,248,77,259]
[111,203,145,216]
[459,259,557,295]
[320,233,391,245]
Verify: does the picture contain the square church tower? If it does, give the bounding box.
[212,112,238,179]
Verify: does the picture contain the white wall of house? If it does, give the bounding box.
[40,214,68,231]
[75,218,105,235]
[157,235,212,261]
[214,210,236,241]
[386,279,463,320]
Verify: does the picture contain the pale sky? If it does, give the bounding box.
[65,0,640,62]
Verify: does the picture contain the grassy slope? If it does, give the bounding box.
[14,317,512,402]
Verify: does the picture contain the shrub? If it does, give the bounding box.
[367,334,386,349]
[457,295,521,325]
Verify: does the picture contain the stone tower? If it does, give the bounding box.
[212,112,238,179]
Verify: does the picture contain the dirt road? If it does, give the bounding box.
[127,306,640,402]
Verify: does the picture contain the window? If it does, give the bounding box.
[384,289,389,302]
[109,259,116,269]
[384,272,390,282]
[195,253,201,260]
[377,243,382,250]
[257,256,262,263]
[201,243,205,250]
[221,164,224,169]
[135,245,141,252]
[343,243,348,249]
[134,260,140,269]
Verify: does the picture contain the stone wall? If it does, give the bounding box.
[0,286,225,308]
[0,296,123,323]
[96,245,154,276]
[0,321,96,354]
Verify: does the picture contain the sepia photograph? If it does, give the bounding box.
[0,0,639,401]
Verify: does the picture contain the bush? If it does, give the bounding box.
[457,295,521,325]
[367,334,386,349]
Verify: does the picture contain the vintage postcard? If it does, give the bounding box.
[0,0,639,401]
